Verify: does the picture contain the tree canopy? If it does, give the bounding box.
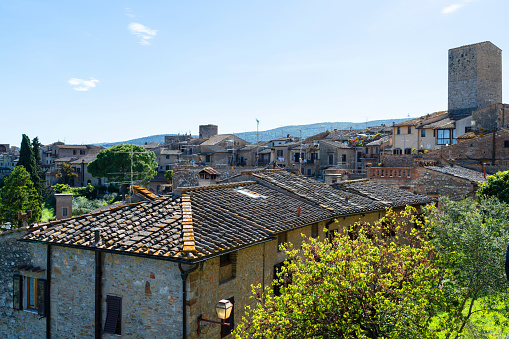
[477,170,509,204]
[235,207,453,338]
[0,166,41,228]
[16,134,44,202]
[87,144,157,185]
[425,197,509,337]
[55,162,78,185]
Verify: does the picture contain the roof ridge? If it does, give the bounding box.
[180,180,257,192]
[180,194,197,258]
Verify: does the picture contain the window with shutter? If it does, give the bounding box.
[37,279,48,317]
[220,297,234,337]
[104,295,122,335]
[13,275,22,310]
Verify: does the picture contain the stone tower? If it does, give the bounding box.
[448,41,502,119]
[199,124,218,139]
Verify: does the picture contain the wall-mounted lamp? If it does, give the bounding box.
[197,299,233,335]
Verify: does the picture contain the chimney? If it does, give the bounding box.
[55,193,73,220]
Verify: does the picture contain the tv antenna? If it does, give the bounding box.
[111,144,152,203]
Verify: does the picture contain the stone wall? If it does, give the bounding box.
[187,212,383,339]
[0,229,48,339]
[382,155,415,168]
[50,247,95,338]
[102,253,182,338]
[369,166,476,200]
[422,130,509,172]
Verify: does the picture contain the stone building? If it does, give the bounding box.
[367,165,486,200]
[199,124,218,140]
[0,169,432,339]
[448,41,502,119]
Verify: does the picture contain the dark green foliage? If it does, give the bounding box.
[0,166,41,228]
[107,183,119,194]
[87,144,157,185]
[16,135,44,203]
[477,170,509,204]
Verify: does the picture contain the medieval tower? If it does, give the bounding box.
[448,41,502,119]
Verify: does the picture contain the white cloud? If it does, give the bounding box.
[442,3,464,14]
[68,78,99,91]
[128,22,157,45]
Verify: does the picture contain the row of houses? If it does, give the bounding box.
[0,169,433,339]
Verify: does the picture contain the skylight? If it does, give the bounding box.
[234,188,267,199]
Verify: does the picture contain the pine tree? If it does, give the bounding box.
[0,166,41,228]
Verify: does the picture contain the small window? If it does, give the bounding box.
[408,126,412,134]
[219,252,237,283]
[504,140,509,148]
[404,148,412,155]
[277,232,287,252]
[62,207,68,217]
[13,275,47,316]
[104,295,122,335]
[421,130,426,137]
[220,297,235,337]
[80,150,85,155]
[397,127,401,135]
[73,150,76,155]
[341,154,346,164]
[311,224,318,238]
[328,154,334,165]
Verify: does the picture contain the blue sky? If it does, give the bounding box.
[2,0,509,146]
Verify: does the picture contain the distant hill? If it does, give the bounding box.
[95,119,408,147]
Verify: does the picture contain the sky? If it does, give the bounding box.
[2,0,509,146]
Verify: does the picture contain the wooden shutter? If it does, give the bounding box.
[37,279,47,316]
[104,295,122,334]
[13,275,22,310]
[221,297,234,337]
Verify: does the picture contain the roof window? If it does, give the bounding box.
[234,188,267,199]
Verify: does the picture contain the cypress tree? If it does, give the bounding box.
[16,134,41,203]
[31,137,45,201]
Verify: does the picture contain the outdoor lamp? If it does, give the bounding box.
[215,299,233,320]
[197,299,233,335]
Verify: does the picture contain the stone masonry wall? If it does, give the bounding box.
[422,130,509,172]
[369,166,475,200]
[102,253,183,339]
[50,246,95,338]
[0,229,48,339]
[187,212,383,339]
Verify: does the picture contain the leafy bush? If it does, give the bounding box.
[72,196,107,216]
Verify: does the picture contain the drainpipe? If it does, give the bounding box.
[179,263,199,339]
[46,245,52,339]
[95,250,103,339]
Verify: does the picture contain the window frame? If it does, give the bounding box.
[13,274,48,316]
[421,129,426,137]
[277,232,287,252]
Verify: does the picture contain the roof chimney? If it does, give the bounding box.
[55,193,73,220]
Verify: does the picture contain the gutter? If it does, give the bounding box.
[46,245,52,339]
[179,263,199,339]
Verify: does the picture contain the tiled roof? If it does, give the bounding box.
[160,149,182,155]
[22,169,434,261]
[395,111,448,127]
[332,180,434,207]
[425,166,487,183]
[248,170,387,214]
[320,140,352,149]
[200,134,242,146]
[419,117,455,130]
[24,197,186,258]
[456,131,476,140]
[366,136,390,146]
[199,167,220,175]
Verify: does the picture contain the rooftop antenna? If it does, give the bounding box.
[112,144,151,203]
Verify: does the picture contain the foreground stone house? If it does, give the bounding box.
[0,170,432,339]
